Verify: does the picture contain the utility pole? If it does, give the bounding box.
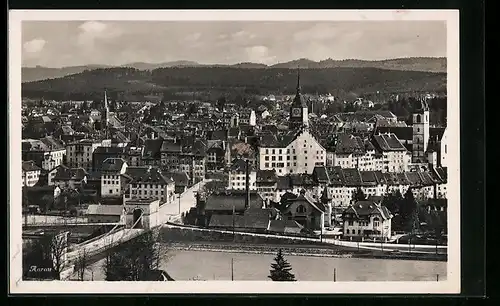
[333,268,336,282]
[231,258,234,281]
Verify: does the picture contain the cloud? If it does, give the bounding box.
[184,32,202,42]
[76,21,122,47]
[23,38,46,53]
[244,45,276,64]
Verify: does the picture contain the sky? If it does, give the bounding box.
[22,20,447,68]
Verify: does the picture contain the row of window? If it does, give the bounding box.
[103,180,119,185]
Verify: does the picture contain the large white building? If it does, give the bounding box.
[100,158,128,198]
[259,129,326,175]
[259,71,326,175]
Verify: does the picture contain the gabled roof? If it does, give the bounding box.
[86,204,125,216]
[143,138,163,159]
[343,201,392,220]
[208,214,270,230]
[372,133,407,152]
[39,136,65,150]
[125,166,173,185]
[229,158,253,172]
[22,160,41,172]
[101,158,127,173]
[287,191,326,213]
[256,170,277,183]
[375,126,413,141]
[204,191,264,211]
[52,165,88,181]
[268,219,303,233]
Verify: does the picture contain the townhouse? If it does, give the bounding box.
[123,166,176,205]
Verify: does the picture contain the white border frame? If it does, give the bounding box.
[9,9,460,294]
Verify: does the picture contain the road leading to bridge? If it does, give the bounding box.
[159,180,210,223]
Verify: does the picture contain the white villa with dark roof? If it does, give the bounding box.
[342,200,393,241]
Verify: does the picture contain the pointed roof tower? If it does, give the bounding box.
[292,67,307,108]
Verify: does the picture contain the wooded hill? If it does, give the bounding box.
[21,66,446,102]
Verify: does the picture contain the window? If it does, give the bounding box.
[373,217,380,227]
[265,149,269,154]
[271,156,276,161]
[416,114,421,123]
[279,149,282,154]
[265,156,269,161]
[272,149,275,154]
[265,162,269,167]
[304,150,307,154]
[296,205,306,213]
[346,229,350,234]
[287,156,290,160]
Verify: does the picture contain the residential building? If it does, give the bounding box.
[227,159,256,191]
[100,158,128,198]
[48,165,88,189]
[124,166,175,204]
[66,139,106,171]
[92,146,127,171]
[279,189,325,232]
[22,161,41,187]
[22,137,66,172]
[342,200,393,241]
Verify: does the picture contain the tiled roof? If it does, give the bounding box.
[143,139,163,159]
[22,161,41,172]
[93,146,127,155]
[125,166,173,184]
[268,219,303,234]
[287,192,326,213]
[160,139,182,153]
[101,158,127,173]
[208,214,270,230]
[204,191,264,211]
[256,170,277,183]
[372,133,407,151]
[86,204,125,216]
[53,165,88,181]
[335,134,367,155]
[229,158,254,172]
[343,201,393,220]
[39,136,65,150]
[375,126,413,141]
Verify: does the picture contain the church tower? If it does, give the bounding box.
[288,68,309,131]
[412,98,430,163]
[103,90,109,137]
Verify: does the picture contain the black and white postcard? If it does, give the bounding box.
[9,9,460,294]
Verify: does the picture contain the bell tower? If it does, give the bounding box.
[412,98,430,163]
[289,68,309,131]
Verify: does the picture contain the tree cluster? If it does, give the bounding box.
[103,231,161,281]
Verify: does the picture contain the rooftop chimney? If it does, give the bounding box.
[245,159,250,210]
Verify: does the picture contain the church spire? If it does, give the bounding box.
[296,66,301,94]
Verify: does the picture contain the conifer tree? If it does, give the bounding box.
[268,249,296,282]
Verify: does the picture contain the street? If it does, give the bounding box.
[22,214,88,225]
[158,180,210,223]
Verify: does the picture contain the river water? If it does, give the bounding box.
[80,246,447,281]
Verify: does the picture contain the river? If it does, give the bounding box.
[79,246,447,281]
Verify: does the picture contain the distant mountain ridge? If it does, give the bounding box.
[22,57,446,83]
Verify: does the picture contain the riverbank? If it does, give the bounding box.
[166,242,447,261]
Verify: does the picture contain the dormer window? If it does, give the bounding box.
[296,205,306,213]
